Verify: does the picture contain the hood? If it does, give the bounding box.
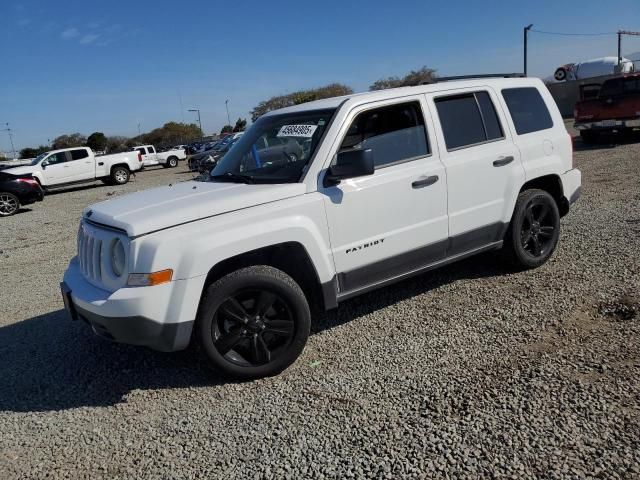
[85,180,307,237]
[2,165,38,175]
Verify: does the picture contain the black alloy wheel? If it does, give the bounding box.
[504,189,560,269]
[213,289,295,367]
[197,265,311,378]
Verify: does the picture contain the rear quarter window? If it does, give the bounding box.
[502,87,553,135]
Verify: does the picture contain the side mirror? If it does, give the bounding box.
[41,162,47,170]
[324,148,374,187]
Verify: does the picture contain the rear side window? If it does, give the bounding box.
[435,91,504,150]
[339,101,429,168]
[502,87,553,135]
[70,149,89,160]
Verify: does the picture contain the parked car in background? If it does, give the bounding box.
[574,73,640,143]
[62,76,581,379]
[132,145,186,168]
[1,147,141,189]
[0,171,44,216]
[554,56,634,82]
[189,134,243,173]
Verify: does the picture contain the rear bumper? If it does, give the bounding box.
[574,118,640,130]
[20,189,44,205]
[561,168,581,206]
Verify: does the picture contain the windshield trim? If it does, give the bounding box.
[297,98,349,183]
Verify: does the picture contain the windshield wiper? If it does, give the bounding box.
[210,172,255,184]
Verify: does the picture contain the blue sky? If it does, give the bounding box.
[1,0,639,151]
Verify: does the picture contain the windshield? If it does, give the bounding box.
[30,152,49,166]
[209,109,335,184]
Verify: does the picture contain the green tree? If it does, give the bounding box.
[250,83,353,121]
[19,146,49,159]
[232,118,247,132]
[220,125,233,134]
[142,122,202,146]
[86,132,108,152]
[52,133,87,150]
[105,136,129,153]
[369,66,437,91]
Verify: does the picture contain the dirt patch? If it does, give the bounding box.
[598,293,639,321]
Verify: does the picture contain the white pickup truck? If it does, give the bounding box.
[132,145,186,168]
[3,147,141,188]
[62,76,581,379]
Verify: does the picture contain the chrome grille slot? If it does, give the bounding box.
[77,224,106,283]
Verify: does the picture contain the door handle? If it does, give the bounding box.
[412,175,439,189]
[493,156,514,167]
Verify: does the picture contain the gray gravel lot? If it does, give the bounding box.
[0,132,639,479]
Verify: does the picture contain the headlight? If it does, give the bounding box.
[111,239,126,277]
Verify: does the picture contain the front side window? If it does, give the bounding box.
[70,149,89,160]
[209,109,335,184]
[339,101,429,168]
[435,91,504,150]
[43,152,67,166]
[502,87,553,135]
[136,147,146,156]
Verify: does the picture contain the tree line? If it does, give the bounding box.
[16,66,435,159]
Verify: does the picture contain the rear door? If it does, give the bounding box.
[427,87,524,252]
[320,97,449,295]
[67,148,94,181]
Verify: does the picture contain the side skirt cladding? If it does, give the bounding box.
[323,222,508,307]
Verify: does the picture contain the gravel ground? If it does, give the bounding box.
[0,131,639,479]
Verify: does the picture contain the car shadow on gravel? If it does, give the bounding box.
[572,132,640,152]
[0,252,513,413]
[0,310,223,413]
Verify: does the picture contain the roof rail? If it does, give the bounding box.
[422,73,526,85]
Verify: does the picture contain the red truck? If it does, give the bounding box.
[574,73,640,143]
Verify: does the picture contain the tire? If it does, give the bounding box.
[197,265,311,379]
[166,156,178,168]
[0,192,20,217]
[580,130,598,145]
[554,67,567,81]
[110,166,130,185]
[503,189,560,269]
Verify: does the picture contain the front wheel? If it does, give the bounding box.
[503,189,560,269]
[110,166,130,185]
[197,266,311,379]
[0,192,20,217]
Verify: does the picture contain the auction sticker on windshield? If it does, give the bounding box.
[277,125,318,138]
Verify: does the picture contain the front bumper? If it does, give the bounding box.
[62,258,205,352]
[574,118,640,130]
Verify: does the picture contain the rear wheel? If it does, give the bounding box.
[580,130,598,144]
[197,266,311,379]
[110,166,130,185]
[165,156,179,168]
[0,192,20,217]
[503,189,560,269]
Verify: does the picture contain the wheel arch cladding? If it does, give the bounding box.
[200,242,328,313]
[520,174,568,216]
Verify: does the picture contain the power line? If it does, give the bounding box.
[530,29,616,37]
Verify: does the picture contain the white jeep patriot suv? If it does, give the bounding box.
[62,76,581,378]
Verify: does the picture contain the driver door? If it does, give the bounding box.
[42,151,72,185]
[320,97,449,296]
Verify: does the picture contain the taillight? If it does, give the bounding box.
[138,153,142,162]
[17,178,39,187]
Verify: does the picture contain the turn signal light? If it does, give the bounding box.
[127,269,173,287]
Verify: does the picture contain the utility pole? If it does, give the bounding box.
[1,123,16,160]
[225,99,231,128]
[188,109,203,140]
[523,24,533,76]
[617,31,640,70]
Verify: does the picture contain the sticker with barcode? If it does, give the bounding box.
[277,124,318,137]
